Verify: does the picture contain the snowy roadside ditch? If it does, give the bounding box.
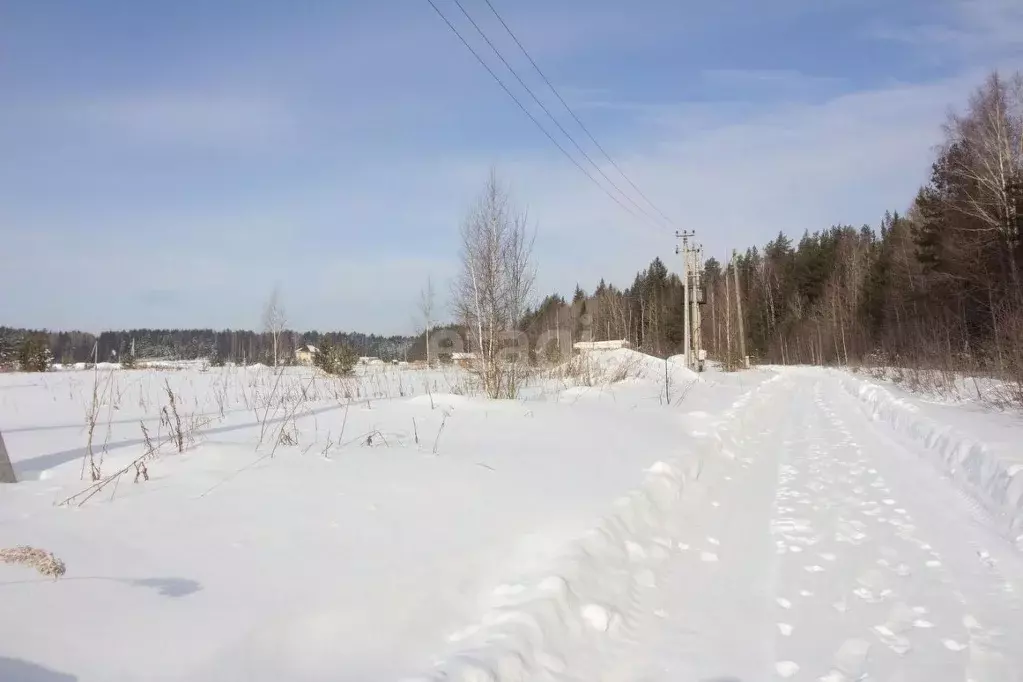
[837,373,1023,543]
[406,371,782,682]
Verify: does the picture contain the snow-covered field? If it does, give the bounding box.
[2,354,1021,681]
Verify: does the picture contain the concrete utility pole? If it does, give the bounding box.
[675,230,695,368]
[693,243,704,370]
[725,261,732,364]
[0,429,15,484]
[732,249,747,368]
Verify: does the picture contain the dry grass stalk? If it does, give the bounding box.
[432,413,448,455]
[164,380,184,453]
[0,546,67,579]
[321,431,335,459]
[258,367,286,447]
[82,367,111,481]
[267,375,315,458]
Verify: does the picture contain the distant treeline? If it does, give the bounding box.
[0,327,417,365]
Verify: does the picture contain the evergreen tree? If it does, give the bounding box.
[18,334,52,372]
[572,284,586,304]
[314,340,358,376]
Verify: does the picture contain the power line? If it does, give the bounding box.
[449,0,669,232]
[424,0,658,232]
[482,0,676,227]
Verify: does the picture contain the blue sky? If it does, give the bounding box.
[2,0,1021,334]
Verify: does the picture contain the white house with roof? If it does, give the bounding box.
[294,345,318,366]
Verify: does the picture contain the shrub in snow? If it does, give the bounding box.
[315,341,358,376]
[17,334,52,372]
[0,546,66,579]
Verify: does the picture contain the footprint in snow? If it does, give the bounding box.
[824,639,871,682]
[777,623,793,636]
[871,625,912,655]
[700,550,719,562]
[943,639,967,652]
[776,597,793,609]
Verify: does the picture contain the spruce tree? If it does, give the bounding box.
[18,334,52,372]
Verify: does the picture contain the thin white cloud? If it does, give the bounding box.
[867,0,1023,56]
[69,91,298,148]
[700,69,845,91]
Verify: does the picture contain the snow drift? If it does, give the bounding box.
[562,348,702,386]
[407,372,781,682]
[838,373,1023,542]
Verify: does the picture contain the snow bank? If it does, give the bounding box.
[408,458,693,682]
[838,373,1023,540]
[571,348,702,385]
[408,374,779,682]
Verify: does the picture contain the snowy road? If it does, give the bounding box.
[3,361,1021,682]
[628,371,1023,682]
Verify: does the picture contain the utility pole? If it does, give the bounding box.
[732,249,747,368]
[693,243,704,370]
[675,230,695,368]
[725,261,732,365]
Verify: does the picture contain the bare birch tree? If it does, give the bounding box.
[452,171,536,398]
[262,286,287,367]
[946,72,1023,293]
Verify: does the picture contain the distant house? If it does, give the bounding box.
[295,345,318,366]
[573,339,631,353]
[450,352,478,368]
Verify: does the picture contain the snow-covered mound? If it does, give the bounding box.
[556,348,701,387]
[838,373,1023,541]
